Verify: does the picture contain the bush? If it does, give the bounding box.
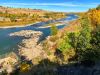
[50,25,58,35]
[19,62,31,72]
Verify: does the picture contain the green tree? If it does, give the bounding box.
[76,17,91,61]
[50,25,58,35]
[68,32,79,50]
[96,5,100,10]
[71,16,100,63]
[90,26,100,61]
[58,32,72,52]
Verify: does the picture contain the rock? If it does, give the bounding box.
[19,45,46,60]
[10,30,47,61]
[9,30,42,38]
[0,52,18,73]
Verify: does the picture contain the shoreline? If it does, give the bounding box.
[0,22,40,29]
[0,22,67,29]
[0,18,67,29]
[0,16,69,29]
[37,23,67,28]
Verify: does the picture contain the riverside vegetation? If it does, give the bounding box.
[0,5,100,75]
[0,6,66,26]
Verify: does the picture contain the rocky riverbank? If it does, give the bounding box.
[10,30,47,60]
[0,30,47,74]
[0,52,18,74]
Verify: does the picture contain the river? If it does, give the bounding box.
[0,14,78,56]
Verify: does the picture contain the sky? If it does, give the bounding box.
[0,0,100,12]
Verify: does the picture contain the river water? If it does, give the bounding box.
[0,14,78,56]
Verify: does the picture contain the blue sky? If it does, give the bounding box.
[0,0,100,12]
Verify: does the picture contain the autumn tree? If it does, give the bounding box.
[89,8,100,28]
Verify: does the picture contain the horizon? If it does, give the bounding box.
[0,0,100,12]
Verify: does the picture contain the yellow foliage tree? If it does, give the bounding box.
[88,9,100,28]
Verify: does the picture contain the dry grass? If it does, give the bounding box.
[0,21,35,27]
[59,19,81,34]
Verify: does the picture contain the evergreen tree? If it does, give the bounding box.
[50,25,58,35]
[90,26,100,61]
[76,17,91,61]
[58,32,71,52]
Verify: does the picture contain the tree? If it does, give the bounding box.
[57,32,75,63]
[89,8,100,28]
[90,26,100,61]
[68,32,79,50]
[58,32,71,52]
[75,17,92,61]
[50,25,58,35]
[96,5,100,10]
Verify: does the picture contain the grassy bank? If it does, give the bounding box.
[0,21,37,27]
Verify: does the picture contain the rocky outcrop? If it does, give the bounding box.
[0,30,47,74]
[0,52,18,74]
[9,30,42,38]
[10,30,47,60]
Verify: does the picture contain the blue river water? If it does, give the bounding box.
[0,14,78,56]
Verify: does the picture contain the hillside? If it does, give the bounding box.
[0,6,46,15]
[0,6,66,27]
